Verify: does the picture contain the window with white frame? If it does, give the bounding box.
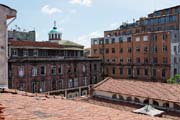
[143,35,148,41]
[32,67,38,76]
[68,79,73,88]
[82,77,87,86]
[58,65,63,74]
[82,65,86,73]
[136,37,140,42]
[33,50,38,56]
[12,49,18,57]
[57,79,63,89]
[23,50,28,56]
[18,66,24,77]
[51,66,56,75]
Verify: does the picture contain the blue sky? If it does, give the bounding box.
[1,0,180,48]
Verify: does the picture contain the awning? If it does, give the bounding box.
[133,105,164,117]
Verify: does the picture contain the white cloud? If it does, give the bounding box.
[69,0,93,7]
[41,5,62,15]
[76,31,102,48]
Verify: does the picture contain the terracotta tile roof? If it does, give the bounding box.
[8,40,62,48]
[0,90,169,120]
[94,78,180,103]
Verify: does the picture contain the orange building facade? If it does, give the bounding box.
[91,5,180,82]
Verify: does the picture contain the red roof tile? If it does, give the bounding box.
[8,40,62,48]
[0,90,169,120]
[94,78,180,103]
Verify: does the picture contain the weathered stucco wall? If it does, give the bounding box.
[0,5,16,88]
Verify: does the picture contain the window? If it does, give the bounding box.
[162,34,167,40]
[58,65,63,74]
[151,35,157,41]
[112,59,116,62]
[32,67,38,76]
[40,66,46,75]
[82,77,87,86]
[105,39,109,44]
[127,58,132,63]
[112,48,115,53]
[106,59,109,62]
[57,79,63,89]
[120,48,123,53]
[112,38,115,44]
[18,66,24,77]
[163,57,168,64]
[136,47,140,52]
[163,46,168,52]
[119,58,123,63]
[127,68,132,76]
[144,69,148,76]
[174,57,177,63]
[99,48,104,54]
[74,78,78,87]
[12,49,18,57]
[23,50,28,56]
[175,7,179,14]
[144,46,148,52]
[82,65,86,73]
[144,58,148,64]
[136,68,140,76]
[136,57,140,64]
[153,69,156,76]
[105,48,109,54]
[127,37,132,42]
[162,69,166,77]
[93,49,97,54]
[119,37,123,43]
[152,46,158,53]
[136,37,140,42]
[112,67,115,75]
[68,79,73,88]
[153,57,158,64]
[127,47,132,53]
[143,36,148,41]
[93,40,98,45]
[174,46,177,53]
[51,66,56,75]
[174,68,177,75]
[33,50,38,56]
[120,68,123,75]
[94,64,97,71]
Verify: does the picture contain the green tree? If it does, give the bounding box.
[167,74,180,84]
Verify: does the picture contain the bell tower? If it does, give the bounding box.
[48,21,62,41]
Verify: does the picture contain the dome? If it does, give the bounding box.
[49,26,59,33]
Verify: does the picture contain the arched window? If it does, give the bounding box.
[163,103,169,108]
[153,100,159,106]
[134,97,141,103]
[144,99,149,104]
[126,97,132,102]
[112,94,117,99]
[119,95,124,100]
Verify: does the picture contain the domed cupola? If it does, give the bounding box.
[48,21,62,41]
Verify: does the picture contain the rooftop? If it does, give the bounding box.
[9,40,62,49]
[94,78,180,103]
[0,89,169,120]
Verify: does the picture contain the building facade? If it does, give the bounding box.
[8,30,36,41]
[0,4,16,88]
[91,5,180,82]
[8,24,102,98]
